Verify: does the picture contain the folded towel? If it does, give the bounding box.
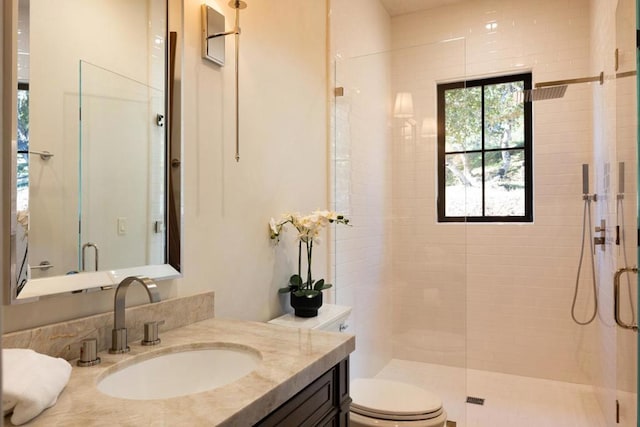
[3,348,72,425]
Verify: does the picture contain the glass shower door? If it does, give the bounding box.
[613,0,639,425]
[332,38,468,425]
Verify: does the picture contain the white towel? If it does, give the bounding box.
[2,348,72,425]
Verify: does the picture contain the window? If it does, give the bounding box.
[16,82,29,211]
[437,73,532,222]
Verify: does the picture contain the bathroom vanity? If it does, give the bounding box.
[8,316,354,426]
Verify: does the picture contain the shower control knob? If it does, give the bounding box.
[594,219,606,251]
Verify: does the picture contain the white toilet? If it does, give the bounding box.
[269,304,447,427]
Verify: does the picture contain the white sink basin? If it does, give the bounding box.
[97,344,261,400]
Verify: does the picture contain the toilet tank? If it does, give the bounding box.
[268,304,352,332]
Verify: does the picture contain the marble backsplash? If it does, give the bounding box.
[2,292,215,361]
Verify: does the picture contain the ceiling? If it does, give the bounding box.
[379,0,466,16]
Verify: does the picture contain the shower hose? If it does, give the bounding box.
[571,197,597,325]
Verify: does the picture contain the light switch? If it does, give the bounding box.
[117,217,127,236]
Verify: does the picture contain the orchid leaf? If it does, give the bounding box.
[289,274,303,287]
[278,286,292,294]
[311,279,333,291]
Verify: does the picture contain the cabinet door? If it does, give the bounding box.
[256,358,350,427]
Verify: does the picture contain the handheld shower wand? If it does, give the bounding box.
[571,164,598,325]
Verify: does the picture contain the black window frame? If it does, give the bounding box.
[437,72,533,223]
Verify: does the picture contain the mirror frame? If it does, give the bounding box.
[2,0,182,304]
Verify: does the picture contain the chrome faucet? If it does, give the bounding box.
[109,276,160,354]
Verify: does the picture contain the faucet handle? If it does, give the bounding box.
[142,320,165,346]
[77,338,101,367]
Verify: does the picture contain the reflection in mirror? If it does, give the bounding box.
[6,0,181,302]
[79,61,166,272]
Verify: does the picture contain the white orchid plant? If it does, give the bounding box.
[270,210,350,298]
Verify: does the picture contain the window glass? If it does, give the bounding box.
[484,149,526,216]
[445,86,481,151]
[17,85,29,211]
[484,81,525,149]
[437,73,532,222]
[444,152,483,217]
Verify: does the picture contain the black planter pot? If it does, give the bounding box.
[290,291,323,318]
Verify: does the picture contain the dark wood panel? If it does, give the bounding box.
[256,357,350,427]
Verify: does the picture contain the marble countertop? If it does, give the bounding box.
[19,317,355,426]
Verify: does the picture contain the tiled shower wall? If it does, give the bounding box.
[389,0,597,384]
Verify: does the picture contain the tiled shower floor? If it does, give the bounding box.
[374,359,618,427]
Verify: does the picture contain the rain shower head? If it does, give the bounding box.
[521,72,605,103]
[521,85,568,102]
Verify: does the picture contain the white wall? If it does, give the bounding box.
[3,0,329,331]
[330,0,394,379]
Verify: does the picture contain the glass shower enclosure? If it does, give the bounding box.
[332,2,638,423]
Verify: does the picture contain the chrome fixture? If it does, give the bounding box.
[17,149,54,160]
[524,69,637,102]
[202,1,247,162]
[614,267,638,331]
[109,276,161,354]
[571,164,598,325]
[581,163,597,202]
[81,242,99,272]
[30,260,54,271]
[77,338,101,367]
[594,219,606,249]
[522,85,567,102]
[141,320,165,346]
[522,72,603,102]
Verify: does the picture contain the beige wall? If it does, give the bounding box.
[3,0,329,331]
[177,0,328,321]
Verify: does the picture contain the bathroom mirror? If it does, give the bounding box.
[3,0,182,303]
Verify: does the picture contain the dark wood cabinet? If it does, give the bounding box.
[256,357,350,427]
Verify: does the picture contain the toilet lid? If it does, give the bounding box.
[350,379,443,421]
